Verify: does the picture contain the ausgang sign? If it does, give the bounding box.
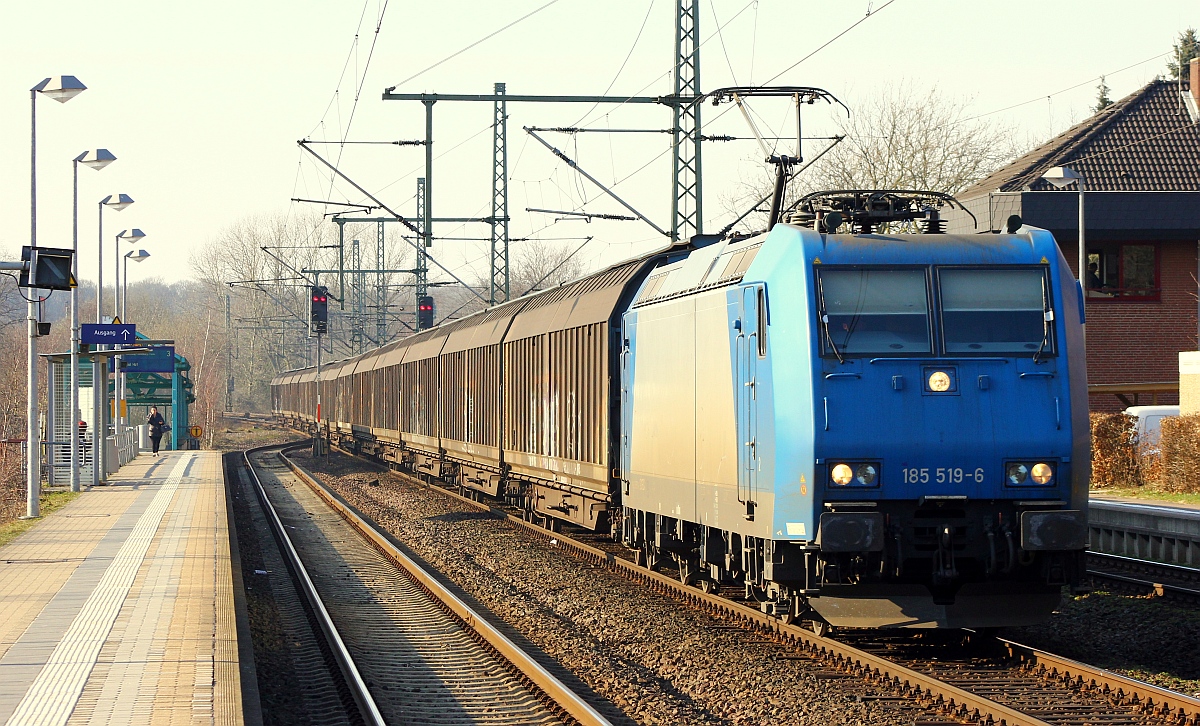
[81,323,136,344]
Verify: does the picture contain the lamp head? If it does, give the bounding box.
[102,194,134,211]
[77,149,116,171]
[1041,165,1082,189]
[125,249,151,262]
[35,76,87,103]
[117,228,146,243]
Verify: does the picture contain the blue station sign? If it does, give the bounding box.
[81,323,136,344]
[123,346,175,373]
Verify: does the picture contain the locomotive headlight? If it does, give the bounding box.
[1030,462,1054,484]
[855,463,878,486]
[928,371,951,392]
[1006,463,1029,485]
[831,464,854,486]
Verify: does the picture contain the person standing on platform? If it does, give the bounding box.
[147,407,167,456]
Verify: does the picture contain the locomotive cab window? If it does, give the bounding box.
[817,268,930,356]
[938,268,1052,355]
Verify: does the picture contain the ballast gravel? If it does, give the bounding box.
[291,450,939,726]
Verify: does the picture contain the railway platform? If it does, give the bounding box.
[0,451,244,726]
[1089,494,1200,567]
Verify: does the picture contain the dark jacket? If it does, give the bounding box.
[148,412,166,437]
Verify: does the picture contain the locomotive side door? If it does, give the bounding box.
[619,315,635,495]
[737,285,760,520]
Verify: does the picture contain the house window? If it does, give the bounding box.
[1085,244,1159,300]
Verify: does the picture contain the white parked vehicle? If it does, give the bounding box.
[1124,405,1180,449]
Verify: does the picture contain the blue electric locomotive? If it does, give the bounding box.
[273,190,1089,631]
[619,192,1089,629]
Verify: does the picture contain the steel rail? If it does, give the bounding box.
[240,444,386,726]
[1089,551,1200,580]
[1000,638,1200,724]
[276,426,1200,725]
[290,446,1049,726]
[275,444,612,726]
[390,464,1200,726]
[1087,551,1200,600]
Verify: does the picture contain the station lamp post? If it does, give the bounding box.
[122,249,150,319]
[96,195,133,323]
[113,229,146,429]
[26,76,86,519]
[1041,165,1086,287]
[70,149,117,493]
[121,249,150,431]
[115,228,146,318]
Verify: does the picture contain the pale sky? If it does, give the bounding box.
[1,0,1195,289]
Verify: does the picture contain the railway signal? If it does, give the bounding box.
[310,285,329,335]
[418,295,434,330]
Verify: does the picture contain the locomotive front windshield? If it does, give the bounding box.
[818,269,931,355]
[939,268,1051,354]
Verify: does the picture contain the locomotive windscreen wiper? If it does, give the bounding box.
[1033,278,1053,363]
[815,274,845,363]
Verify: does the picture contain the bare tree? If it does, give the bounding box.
[510,238,589,296]
[189,211,418,411]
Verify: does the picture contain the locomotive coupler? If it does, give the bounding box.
[932,524,958,584]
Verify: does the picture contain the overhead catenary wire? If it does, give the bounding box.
[326,1,391,205]
[763,0,900,85]
[950,51,1173,127]
[385,0,566,91]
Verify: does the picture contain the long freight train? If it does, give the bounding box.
[273,191,1090,629]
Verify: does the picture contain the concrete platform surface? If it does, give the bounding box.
[0,451,242,726]
[1090,493,1200,514]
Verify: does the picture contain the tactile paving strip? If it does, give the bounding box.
[6,456,191,726]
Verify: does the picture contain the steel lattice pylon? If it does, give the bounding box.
[672,0,702,241]
[490,82,510,305]
[415,177,429,330]
[350,238,366,352]
[224,293,233,412]
[375,221,387,343]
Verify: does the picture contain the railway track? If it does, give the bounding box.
[237,443,612,726]
[286,442,1200,726]
[1086,551,1200,603]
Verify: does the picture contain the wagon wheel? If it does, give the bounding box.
[807,619,832,637]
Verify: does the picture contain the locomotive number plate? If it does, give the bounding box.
[902,467,985,485]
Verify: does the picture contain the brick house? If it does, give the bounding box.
[946,58,1200,411]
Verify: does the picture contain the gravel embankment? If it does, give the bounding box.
[292,450,942,726]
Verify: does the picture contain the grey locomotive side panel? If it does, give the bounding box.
[693,291,744,533]
[626,295,699,521]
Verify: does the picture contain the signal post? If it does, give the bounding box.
[310,284,328,456]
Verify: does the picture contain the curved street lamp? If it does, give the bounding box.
[70,149,117,493]
[1041,165,1086,336]
[113,230,147,430]
[115,229,146,318]
[122,249,151,319]
[1040,165,1085,285]
[120,249,151,438]
[97,199,134,323]
[26,75,86,519]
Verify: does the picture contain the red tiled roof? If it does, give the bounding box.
[960,80,1200,197]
